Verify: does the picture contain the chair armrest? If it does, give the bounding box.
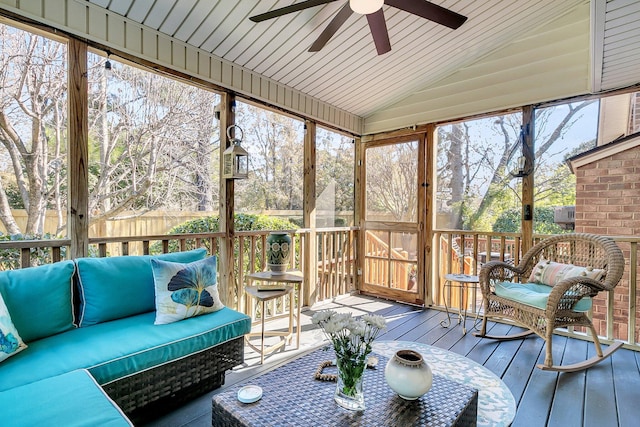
[478,260,522,297]
[545,276,606,313]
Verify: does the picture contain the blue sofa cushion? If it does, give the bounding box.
[152,256,224,325]
[495,281,592,312]
[0,260,75,342]
[77,248,207,327]
[0,369,132,426]
[0,293,27,363]
[0,307,250,391]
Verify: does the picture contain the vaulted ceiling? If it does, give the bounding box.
[2,0,640,135]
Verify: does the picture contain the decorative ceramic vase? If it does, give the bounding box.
[384,349,432,400]
[334,355,366,411]
[266,232,291,274]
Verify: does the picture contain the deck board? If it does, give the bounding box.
[510,337,563,427]
[584,346,619,427]
[612,347,640,427]
[142,295,640,427]
[547,338,588,427]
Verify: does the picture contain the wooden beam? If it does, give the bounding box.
[219,92,236,308]
[354,136,363,292]
[303,120,317,307]
[423,125,435,306]
[68,38,89,259]
[521,105,535,255]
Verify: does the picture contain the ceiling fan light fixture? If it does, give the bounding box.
[350,0,383,15]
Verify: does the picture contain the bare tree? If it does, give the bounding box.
[0,25,67,235]
[235,104,304,211]
[365,142,418,222]
[86,54,220,222]
[0,24,221,237]
[438,100,596,230]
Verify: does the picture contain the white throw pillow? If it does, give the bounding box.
[528,258,604,286]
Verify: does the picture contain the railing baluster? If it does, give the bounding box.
[52,247,61,263]
[20,248,30,268]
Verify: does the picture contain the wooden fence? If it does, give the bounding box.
[2,210,355,239]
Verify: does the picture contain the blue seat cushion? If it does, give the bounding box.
[0,260,76,342]
[76,248,207,327]
[0,307,250,391]
[0,369,132,426]
[495,281,592,312]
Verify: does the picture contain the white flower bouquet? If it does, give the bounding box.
[311,310,386,409]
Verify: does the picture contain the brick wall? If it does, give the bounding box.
[574,145,640,342]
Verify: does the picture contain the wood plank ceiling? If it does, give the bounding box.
[83,0,640,132]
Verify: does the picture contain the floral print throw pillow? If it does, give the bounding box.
[151,256,224,325]
[0,293,27,363]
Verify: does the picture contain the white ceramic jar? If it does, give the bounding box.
[384,349,433,400]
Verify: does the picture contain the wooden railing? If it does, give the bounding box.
[3,229,638,351]
[0,228,357,324]
[434,230,640,351]
[363,230,414,290]
[316,227,358,301]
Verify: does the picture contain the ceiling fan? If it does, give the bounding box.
[249,0,467,55]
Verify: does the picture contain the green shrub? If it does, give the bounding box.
[150,213,297,259]
[166,213,296,235]
[492,206,570,234]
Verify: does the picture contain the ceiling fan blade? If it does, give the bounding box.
[309,2,354,52]
[386,0,467,29]
[367,9,391,55]
[250,0,338,23]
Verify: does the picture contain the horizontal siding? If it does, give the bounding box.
[593,0,640,92]
[0,0,363,135]
[364,2,591,134]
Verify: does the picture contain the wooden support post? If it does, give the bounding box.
[303,120,317,307]
[423,124,435,306]
[68,39,89,259]
[354,136,363,292]
[219,93,236,308]
[521,105,535,255]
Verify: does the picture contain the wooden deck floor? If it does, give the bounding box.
[143,294,640,427]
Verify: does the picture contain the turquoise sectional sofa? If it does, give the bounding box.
[0,249,251,426]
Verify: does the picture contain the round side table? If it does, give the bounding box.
[440,273,481,335]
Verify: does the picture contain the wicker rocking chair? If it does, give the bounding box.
[474,233,625,372]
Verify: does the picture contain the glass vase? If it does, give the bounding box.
[334,355,366,411]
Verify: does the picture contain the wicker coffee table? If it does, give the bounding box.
[212,346,478,427]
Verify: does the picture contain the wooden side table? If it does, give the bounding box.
[440,273,481,335]
[245,270,303,364]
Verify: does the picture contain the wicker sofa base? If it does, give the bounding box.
[102,336,245,423]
